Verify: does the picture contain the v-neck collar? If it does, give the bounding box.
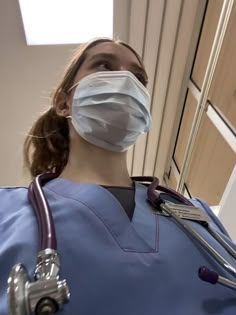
[45,178,158,253]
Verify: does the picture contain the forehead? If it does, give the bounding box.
[85,42,141,65]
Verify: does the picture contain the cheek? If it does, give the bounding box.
[72,69,100,88]
[68,71,92,103]
[69,68,97,106]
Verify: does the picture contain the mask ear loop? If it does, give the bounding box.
[65,82,80,119]
[67,82,79,93]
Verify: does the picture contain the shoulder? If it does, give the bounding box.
[0,185,28,200]
[190,197,231,238]
[157,190,231,238]
[0,186,29,219]
[0,185,28,192]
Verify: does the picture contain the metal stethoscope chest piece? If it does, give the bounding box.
[7,173,70,315]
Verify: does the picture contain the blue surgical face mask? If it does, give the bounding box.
[69,70,152,152]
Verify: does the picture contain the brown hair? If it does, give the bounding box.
[23,38,147,178]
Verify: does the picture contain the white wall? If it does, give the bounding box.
[219,165,236,242]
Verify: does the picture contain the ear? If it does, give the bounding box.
[54,91,70,117]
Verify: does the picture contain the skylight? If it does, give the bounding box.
[19,0,113,45]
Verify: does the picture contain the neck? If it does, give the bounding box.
[60,135,132,187]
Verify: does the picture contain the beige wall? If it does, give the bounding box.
[0,0,77,185]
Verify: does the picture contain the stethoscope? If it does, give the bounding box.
[7,174,236,315]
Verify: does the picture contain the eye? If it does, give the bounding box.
[94,60,112,71]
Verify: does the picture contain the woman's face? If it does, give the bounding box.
[60,41,148,151]
[69,41,147,98]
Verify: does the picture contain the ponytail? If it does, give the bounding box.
[23,108,69,178]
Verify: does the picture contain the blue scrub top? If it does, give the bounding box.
[0,178,236,314]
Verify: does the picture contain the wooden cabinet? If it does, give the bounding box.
[186,113,235,205]
[167,0,236,206]
[192,0,223,89]
[174,90,197,170]
[208,3,236,131]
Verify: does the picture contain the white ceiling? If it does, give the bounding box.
[0,0,205,185]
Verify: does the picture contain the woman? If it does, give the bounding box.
[0,38,236,315]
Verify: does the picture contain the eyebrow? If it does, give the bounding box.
[86,52,147,77]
